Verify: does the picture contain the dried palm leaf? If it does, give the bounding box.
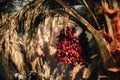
[101,0,115,40]
[56,0,120,72]
[81,0,101,29]
[112,0,119,9]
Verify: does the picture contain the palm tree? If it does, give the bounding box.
[0,0,120,80]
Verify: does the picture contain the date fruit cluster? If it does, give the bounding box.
[55,27,83,65]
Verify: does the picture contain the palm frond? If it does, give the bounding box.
[112,0,119,9]
[81,0,101,29]
[1,0,120,79]
[101,0,114,39]
[56,0,119,71]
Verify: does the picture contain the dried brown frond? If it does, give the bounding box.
[0,0,83,79]
[5,18,25,75]
[70,63,84,80]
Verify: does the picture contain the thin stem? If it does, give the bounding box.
[81,0,101,29]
